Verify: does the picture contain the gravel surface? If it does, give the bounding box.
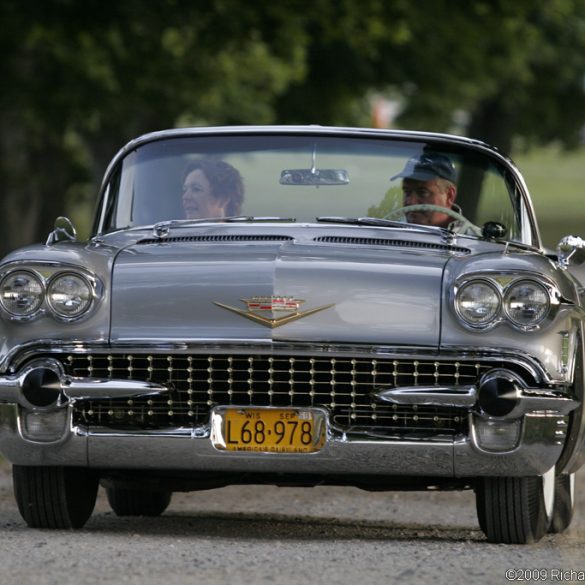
[0,459,583,585]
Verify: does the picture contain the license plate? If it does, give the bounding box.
[211,408,326,453]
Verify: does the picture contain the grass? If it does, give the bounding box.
[514,145,585,249]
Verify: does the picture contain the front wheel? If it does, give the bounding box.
[106,487,172,517]
[475,469,554,544]
[13,465,99,529]
[548,473,576,533]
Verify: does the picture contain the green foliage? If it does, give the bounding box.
[515,145,585,248]
[0,0,584,252]
[366,187,403,220]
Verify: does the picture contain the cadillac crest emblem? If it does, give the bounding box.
[214,296,333,328]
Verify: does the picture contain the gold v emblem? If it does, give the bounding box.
[214,296,334,329]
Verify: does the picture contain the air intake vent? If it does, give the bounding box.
[313,236,470,254]
[138,235,294,245]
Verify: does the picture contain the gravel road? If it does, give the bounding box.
[0,459,583,585]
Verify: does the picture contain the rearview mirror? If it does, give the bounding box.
[279,168,350,186]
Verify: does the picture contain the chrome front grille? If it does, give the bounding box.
[62,354,489,434]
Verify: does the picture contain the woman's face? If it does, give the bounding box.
[182,169,226,219]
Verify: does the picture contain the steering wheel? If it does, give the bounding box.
[383,204,482,236]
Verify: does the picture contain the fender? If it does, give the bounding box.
[556,321,585,473]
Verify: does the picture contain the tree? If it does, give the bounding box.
[1,0,585,256]
[275,1,585,153]
[0,0,310,254]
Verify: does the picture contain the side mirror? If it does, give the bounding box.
[557,235,585,268]
[46,216,77,246]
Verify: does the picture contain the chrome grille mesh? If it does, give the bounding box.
[64,354,487,434]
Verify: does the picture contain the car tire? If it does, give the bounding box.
[548,473,575,533]
[106,487,172,517]
[13,465,99,529]
[475,468,554,544]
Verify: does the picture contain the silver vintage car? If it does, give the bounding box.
[1,126,584,543]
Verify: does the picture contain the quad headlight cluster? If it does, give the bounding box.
[0,268,99,321]
[453,275,558,331]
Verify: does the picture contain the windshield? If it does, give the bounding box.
[97,133,530,243]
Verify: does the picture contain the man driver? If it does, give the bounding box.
[391,152,458,229]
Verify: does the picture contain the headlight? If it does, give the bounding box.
[455,280,501,327]
[0,271,44,317]
[504,280,550,327]
[47,273,93,319]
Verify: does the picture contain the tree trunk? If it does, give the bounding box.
[0,110,69,259]
[458,96,516,219]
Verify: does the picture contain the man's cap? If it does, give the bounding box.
[391,152,456,183]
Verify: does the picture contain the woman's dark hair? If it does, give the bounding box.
[182,159,244,216]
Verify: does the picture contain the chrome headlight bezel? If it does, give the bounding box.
[503,279,551,330]
[453,278,502,330]
[452,273,559,333]
[46,272,95,321]
[0,270,45,320]
[0,263,101,323]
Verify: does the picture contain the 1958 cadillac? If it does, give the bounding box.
[1,125,585,543]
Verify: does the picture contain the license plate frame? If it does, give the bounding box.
[211,406,327,453]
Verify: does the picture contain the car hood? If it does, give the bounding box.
[110,239,449,347]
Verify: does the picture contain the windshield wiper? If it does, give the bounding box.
[152,216,296,237]
[316,216,457,237]
[316,216,408,228]
[224,216,297,223]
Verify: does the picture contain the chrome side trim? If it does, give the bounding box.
[498,390,579,417]
[375,386,477,408]
[556,324,585,474]
[374,385,578,417]
[63,379,169,401]
[0,357,169,406]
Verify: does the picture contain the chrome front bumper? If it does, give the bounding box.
[0,403,568,478]
[0,355,579,479]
